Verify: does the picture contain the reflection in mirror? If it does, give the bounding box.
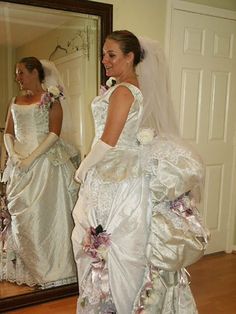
[0,0,112,311]
[0,1,100,156]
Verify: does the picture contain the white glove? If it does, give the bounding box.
[4,133,23,166]
[74,139,112,184]
[18,132,59,172]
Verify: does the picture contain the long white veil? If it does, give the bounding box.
[40,59,74,145]
[137,37,179,137]
[136,38,204,202]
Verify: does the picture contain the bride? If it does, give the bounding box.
[1,57,79,288]
[72,30,209,313]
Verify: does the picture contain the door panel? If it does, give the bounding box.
[169,8,236,253]
[56,53,95,158]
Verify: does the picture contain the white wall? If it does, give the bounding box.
[183,0,236,11]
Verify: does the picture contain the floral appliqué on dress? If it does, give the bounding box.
[79,225,115,312]
[40,85,64,108]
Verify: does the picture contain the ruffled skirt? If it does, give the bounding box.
[72,136,209,313]
[1,140,79,287]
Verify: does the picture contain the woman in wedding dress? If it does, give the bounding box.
[1,57,79,288]
[72,30,209,313]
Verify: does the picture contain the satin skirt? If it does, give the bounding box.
[72,169,151,313]
[1,152,78,287]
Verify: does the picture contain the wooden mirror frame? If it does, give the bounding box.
[0,0,112,311]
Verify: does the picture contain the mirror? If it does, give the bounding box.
[0,0,112,311]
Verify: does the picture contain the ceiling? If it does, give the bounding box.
[0,2,78,47]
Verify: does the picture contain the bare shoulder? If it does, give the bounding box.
[110,85,134,104]
[14,95,34,105]
[15,95,25,103]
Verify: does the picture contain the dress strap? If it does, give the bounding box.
[10,97,16,106]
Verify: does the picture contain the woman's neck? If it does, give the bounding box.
[25,82,44,95]
[116,70,138,86]
[23,86,44,98]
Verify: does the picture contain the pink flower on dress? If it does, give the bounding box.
[0,195,11,244]
[39,85,64,108]
[99,77,116,96]
[83,224,111,261]
[170,192,194,217]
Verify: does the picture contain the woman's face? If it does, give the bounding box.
[102,39,132,79]
[15,63,36,90]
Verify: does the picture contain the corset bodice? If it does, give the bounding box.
[11,102,50,156]
[91,83,143,148]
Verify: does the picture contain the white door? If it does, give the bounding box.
[167,4,236,253]
[55,52,95,158]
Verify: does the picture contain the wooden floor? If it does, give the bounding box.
[5,252,236,314]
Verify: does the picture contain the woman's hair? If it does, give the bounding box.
[106,30,144,66]
[19,57,45,82]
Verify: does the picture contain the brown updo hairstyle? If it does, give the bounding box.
[106,30,144,66]
[19,57,45,83]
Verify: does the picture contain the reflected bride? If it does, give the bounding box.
[0,0,112,311]
[1,57,79,289]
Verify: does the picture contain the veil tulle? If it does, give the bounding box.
[137,37,179,137]
[40,59,74,145]
[136,38,204,202]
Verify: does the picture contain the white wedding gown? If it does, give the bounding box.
[72,83,208,313]
[1,98,79,288]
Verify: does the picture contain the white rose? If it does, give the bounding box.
[106,77,116,88]
[97,245,109,261]
[137,128,155,145]
[48,86,60,97]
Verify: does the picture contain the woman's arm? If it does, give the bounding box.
[18,101,62,171]
[4,105,14,136]
[101,85,134,146]
[48,100,63,136]
[74,85,134,183]
[3,104,24,165]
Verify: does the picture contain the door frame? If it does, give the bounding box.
[165,0,236,252]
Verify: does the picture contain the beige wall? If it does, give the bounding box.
[97,0,167,44]
[0,47,16,128]
[96,0,236,45]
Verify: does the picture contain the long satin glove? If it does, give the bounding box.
[4,133,23,166]
[18,132,59,172]
[74,139,112,184]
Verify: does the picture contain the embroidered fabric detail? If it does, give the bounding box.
[142,136,204,202]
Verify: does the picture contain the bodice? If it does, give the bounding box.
[91,83,143,148]
[11,101,50,156]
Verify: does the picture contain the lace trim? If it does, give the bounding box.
[46,139,80,166]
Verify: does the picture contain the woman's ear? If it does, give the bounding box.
[32,68,39,79]
[126,51,135,65]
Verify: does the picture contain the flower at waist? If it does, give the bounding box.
[83,224,111,261]
[40,85,64,108]
[137,128,155,145]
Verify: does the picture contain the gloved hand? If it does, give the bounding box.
[18,132,59,172]
[17,155,37,172]
[4,133,23,166]
[74,139,112,184]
